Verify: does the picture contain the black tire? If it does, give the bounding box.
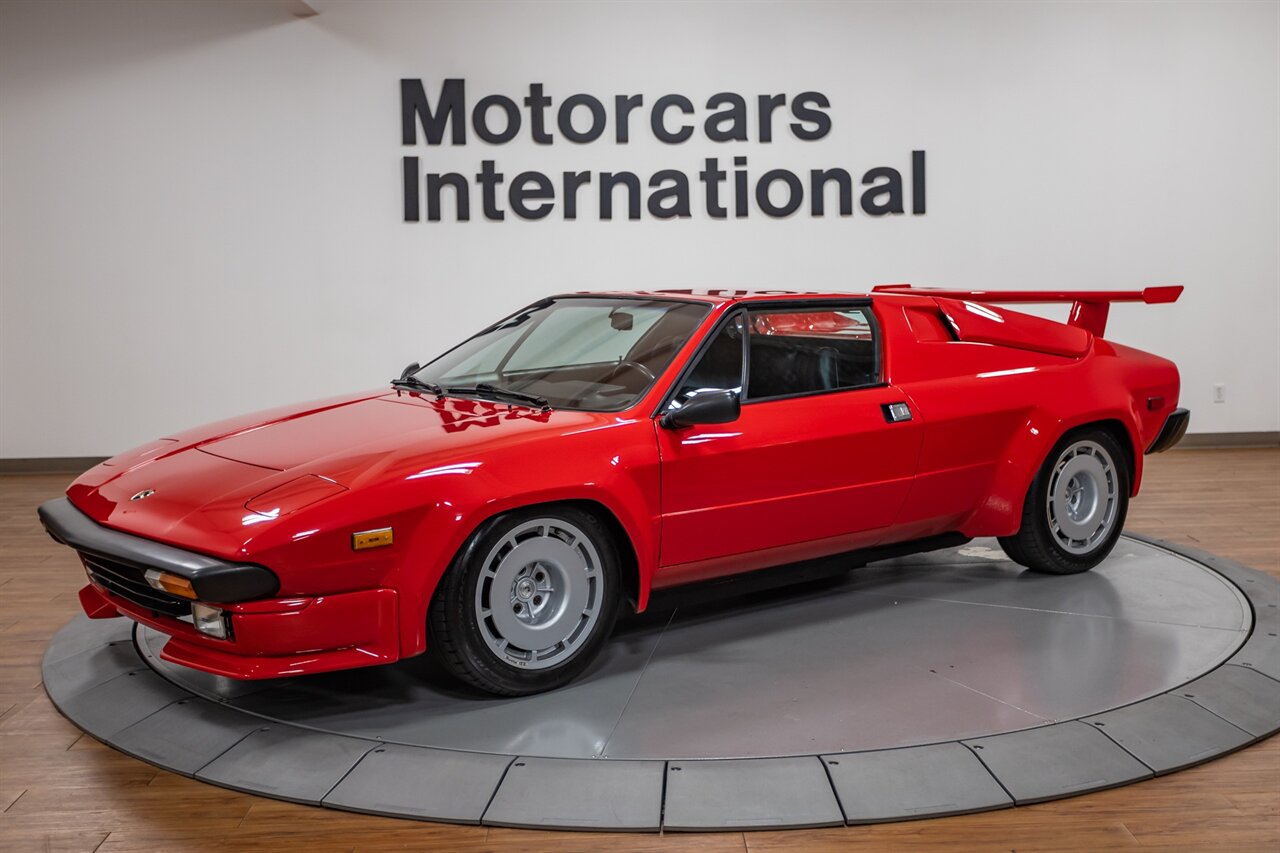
[427,505,622,696]
[998,428,1130,575]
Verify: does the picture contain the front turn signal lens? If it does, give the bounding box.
[144,569,197,599]
[352,528,394,551]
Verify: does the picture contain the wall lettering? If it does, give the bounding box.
[399,79,926,223]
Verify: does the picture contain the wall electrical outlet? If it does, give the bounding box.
[1213,383,1226,403]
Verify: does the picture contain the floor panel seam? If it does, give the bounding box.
[858,590,1250,633]
[318,743,382,804]
[1178,691,1264,739]
[1086,719,1157,776]
[657,760,669,830]
[817,754,849,825]
[959,740,1017,806]
[191,723,266,777]
[599,608,676,758]
[476,754,518,825]
[1166,692,1257,740]
[932,671,1048,721]
[1233,662,1280,685]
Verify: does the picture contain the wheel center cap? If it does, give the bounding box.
[1065,478,1085,507]
[515,578,536,601]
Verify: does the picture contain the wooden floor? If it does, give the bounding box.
[2,449,1277,852]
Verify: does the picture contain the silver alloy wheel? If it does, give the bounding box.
[473,517,604,670]
[1045,439,1119,555]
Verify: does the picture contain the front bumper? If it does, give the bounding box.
[78,582,401,679]
[1147,407,1191,454]
[41,497,402,679]
[39,498,277,602]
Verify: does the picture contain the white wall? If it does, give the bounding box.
[1,0,1277,458]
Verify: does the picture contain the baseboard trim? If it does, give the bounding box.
[0,457,108,475]
[1177,431,1280,449]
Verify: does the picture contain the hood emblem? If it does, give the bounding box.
[130,489,156,501]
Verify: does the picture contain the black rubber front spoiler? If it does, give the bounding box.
[1146,408,1191,454]
[37,497,278,602]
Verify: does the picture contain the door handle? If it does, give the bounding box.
[882,402,912,423]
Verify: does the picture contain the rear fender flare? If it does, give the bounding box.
[965,408,1142,537]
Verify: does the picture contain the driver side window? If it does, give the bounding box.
[671,313,745,407]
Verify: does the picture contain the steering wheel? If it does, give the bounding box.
[602,360,656,384]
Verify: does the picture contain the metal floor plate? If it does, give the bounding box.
[324,744,513,824]
[963,721,1152,804]
[483,757,665,831]
[195,725,377,805]
[42,535,1280,832]
[821,742,1013,823]
[1082,694,1253,774]
[661,757,844,831]
[110,696,265,776]
[55,669,188,740]
[1177,664,1280,738]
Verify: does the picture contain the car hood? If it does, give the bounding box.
[198,394,471,472]
[193,393,601,485]
[68,391,627,557]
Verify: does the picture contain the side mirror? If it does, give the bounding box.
[399,362,421,381]
[661,390,740,429]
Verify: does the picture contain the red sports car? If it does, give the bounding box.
[40,286,1189,695]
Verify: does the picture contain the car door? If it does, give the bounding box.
[654,301,923,585]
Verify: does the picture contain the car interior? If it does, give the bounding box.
[675,309,879,405]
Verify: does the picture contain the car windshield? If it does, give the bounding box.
[413,297,711,411]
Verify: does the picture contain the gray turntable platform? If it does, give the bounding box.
[43,535,1280,831]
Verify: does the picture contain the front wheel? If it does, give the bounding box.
[427,506,621,696]
[998,430,1130,575]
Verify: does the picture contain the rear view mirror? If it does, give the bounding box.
[661,390,740,429]
[610,311,634,331]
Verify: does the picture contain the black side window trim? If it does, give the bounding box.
[742,380,891,407]
[653,307,748,417]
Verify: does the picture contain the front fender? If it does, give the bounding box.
[387,424,661,658]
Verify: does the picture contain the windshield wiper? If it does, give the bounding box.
[446,383,551,411]
[391,362,443,398]
[392,376,444,396]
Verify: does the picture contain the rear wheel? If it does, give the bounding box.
[998,429,1129,575]
[428,506,621,696]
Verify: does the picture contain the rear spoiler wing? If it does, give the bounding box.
[870,284,1184,337]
